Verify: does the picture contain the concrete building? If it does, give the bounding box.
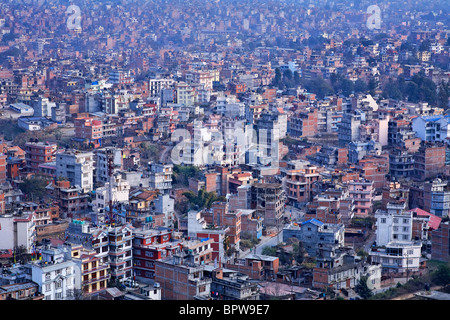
[346,179,375,217]
[412,115,450,143]
[338,111,361,146]
[431,221,450,262]
[288,108,318,138]
[413,142,446,181]
[0,213,36,254]
[25,141,57,173]
[375,202,412,246]
[26,244,79,300]
[149,163,173,194]
[370,241,422,274]
[56,150,95,193]
[281,160,320,204]
[250,183,286,228]
[283,219,345,258]
[409,179,450,218]
[154,251,212,300]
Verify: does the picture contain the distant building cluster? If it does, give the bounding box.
[0,0,449,301]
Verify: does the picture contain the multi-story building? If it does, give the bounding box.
[94,173,130,218]
[375,202,412,246]
[56,150,95,193]
[283,219,345,258]
[149,163,173,194]
[288,108,318,138]
[370,241,422,275]
[133,227,182,280]
[154,252,212,300]
[148,77,174,98]
[24,141,57,173]
[413,142,446,181]
[125,189,161,228]
[66,220,134,285]
[187,210,229,262]
[389,147,415,179]
[250,183,285,228]
[431,221,450,262]
[346,179,374,217]
[71,245,110,297]
[27,244,79,300]
[412,114,450,143]
[0,212,36,254]
[94,146,123,185]
[74,116,103,148]
[107,224,134,283]
[387,117,421,153]
[175,82,195,106]
[281,160,320,204]
[46,180,89,218]
[201,202,242,253]
[409,179,450,218]
[381,181,409,210]
[338,111,361,146]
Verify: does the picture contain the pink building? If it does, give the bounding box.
[347,179,374,217]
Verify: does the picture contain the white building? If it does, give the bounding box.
[149,163,173,194]
[154,193,175,228]
[0,213,36,254]
[27,245,79,300]
[375,202,412,246]
[56,150,95,193]
[175,82,195,107]
[412,115,450,143]
[370,241,422,274]
[32,96,56,118]
[95,146,123,184]
[149,77,174,98]
[94,173,130,213]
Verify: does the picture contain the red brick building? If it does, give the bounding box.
[413,142,446,181]
[24,141,57,173]
[133,228,182,280]
[431,221,450,262]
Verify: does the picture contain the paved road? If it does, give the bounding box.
[159,145,173,164]
[240,229,283,257]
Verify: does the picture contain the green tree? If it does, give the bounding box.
[261,246,277,256]
[437,81,449,109]
[182,189,226,210]
[19,175,50,201]
[355,276,373,300]
[431,264,450,288]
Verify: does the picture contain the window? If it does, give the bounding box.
[145,251,154,258]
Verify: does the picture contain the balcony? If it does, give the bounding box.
[82,273,110,285]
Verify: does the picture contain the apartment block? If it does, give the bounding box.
[56,150,95,193]
[431,221,450,262]
[250,183,286,227]
[154,253,212,300]
[25,141,57,173]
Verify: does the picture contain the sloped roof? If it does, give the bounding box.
[408,207,442,231]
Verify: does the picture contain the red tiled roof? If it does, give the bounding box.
[408,207,442,230]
